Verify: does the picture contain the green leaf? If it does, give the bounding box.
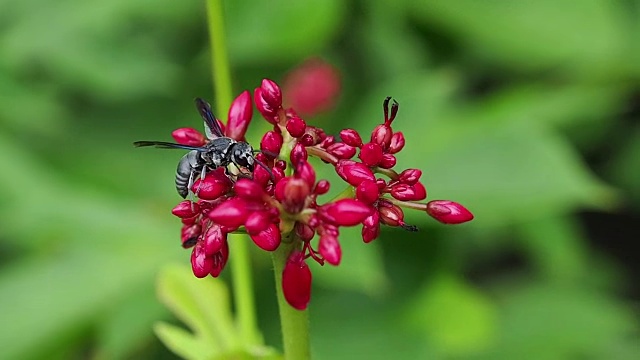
[225,0,346,66]
[155,265,281,359]
[154,322,208,360]
[156,264,239,357]
[405,275,498,356]
[408,0,636,77]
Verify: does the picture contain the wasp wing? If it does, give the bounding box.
[195,98,224,139]
[133,141,204,151]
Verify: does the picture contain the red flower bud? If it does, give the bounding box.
[283,177,311,213]
[296,161,316,188]
[283,58,341,117]
[172,127,206,147]
[320,135,336,148]
[319,234,341,266]
[272,166,285,185]
[426,200,474,224]
[191,241,213,278]
[172,200,200,218]
[207,198,250,230]
[295,222,315,241]
[290,143,308,165]
[359,142,383,166]
[181,224,201,248]
[314,179,330,195]
[356,180,380,204]
[286,116,307,138]
[253,161,272,187]
[378,153,397,169]
[327,143,357,159]
[244,211,271,235]
[203,224,225,255]
[226,90,253,140]
[388,132,405,154]
[282,251,312,310]
[234,178,265,200]
[378,203,405,227]
[376,178,387,190]
[318,199,373,226]
[390,182,427,201]
[261,130,283,157]
[335,160,376,187]
[210,240,229,278]
[361,223,380,243]
[275,160,287,170]
[370,124,392,149]
[192,171,232,200]
[255,79,283,123]
[300,134,314,146]
[398,168,421,185]
[249,223,281,251]
[339,129,363,147]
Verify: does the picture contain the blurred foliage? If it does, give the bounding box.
[1,0,639,359]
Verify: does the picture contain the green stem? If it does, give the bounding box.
[206,0,260,346]
[271,238,311,360]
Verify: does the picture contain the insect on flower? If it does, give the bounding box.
[134,98,270,198]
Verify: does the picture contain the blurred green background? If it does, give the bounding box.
[1,0,639,359]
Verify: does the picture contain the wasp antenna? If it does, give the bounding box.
[254,158,275,183]
[256,149,280,159]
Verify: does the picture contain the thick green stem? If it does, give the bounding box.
[205,0,259,346]
[271,238,311,360]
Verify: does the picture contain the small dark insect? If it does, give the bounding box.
[134,98,269,198]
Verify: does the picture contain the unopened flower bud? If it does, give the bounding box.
[261,130,283,157]
[378,153,397,169]
[210,240,229,278]
[290,143,308,165]
[356,180,380,204]
[314,179,330,195]
[426,200,474,224]
[296,161,316,188]
[318,199,372,226]
[361,223,380,243]
[327,143,356,159]
[181,224,201,248]
[370,124,392,149]
[255,79,282,123]
[398,168,421,185]
[390,182,427,201]
[378,203,405,227]
[226,90,252,140]
[234,178,265,200]
[192,171,232,200]
[191,241,213,278]
[283,58,341,117]
[335,160,376,186]
[207,198,250,230]
[320,136,336,148]
[282,251,312,310]
[172,127,206,147]
[286,116,307,138]
[250,223,281,251]
[339,129,363,147]
[172,200,200,218]
[203,225,225,255]
[244,211,271,235]
[300,134,314,146]
[319,234,341,265]
[388,132,405,154]
[359,142,383,166]
[295,222,315,241]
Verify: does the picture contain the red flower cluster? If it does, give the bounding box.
[168,79,473,310]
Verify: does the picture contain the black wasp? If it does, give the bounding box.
[134,98,265,198]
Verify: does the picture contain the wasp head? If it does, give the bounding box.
[231,142,255,172]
